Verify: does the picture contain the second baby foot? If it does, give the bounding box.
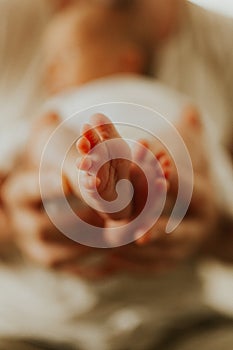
[76,114,132,221]
[102,140,171,247]
[132,140,171,216]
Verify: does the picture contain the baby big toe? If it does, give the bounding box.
[90,114,120,140]
[76,136,91,155]
[83,123,101,148]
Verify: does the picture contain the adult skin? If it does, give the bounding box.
[2,107,220,276]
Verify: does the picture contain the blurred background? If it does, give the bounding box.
[189,0,233,17]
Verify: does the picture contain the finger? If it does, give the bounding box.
[12,210,89,267]
[136,217,205,248]
[62,253,117,280]
[3,170,68,209]
[3,172,41,208]
[22,240,87,268]
[108,253,176,274]
[63,266,118,280]
[115,242,176,261]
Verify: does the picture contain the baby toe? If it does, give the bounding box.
[90,114,120,140]
[77,156,92,171]
[76,136,91,155]
[83,123,101,148]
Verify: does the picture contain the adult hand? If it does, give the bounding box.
[1,111,118,279]
[2,169,110,277]
[105,107,220,274]
[104,176,217,274]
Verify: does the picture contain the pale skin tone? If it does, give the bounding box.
[76,114,134,221]
[2,107,219,277]
[76,113,170,222]
[2,0,232,275]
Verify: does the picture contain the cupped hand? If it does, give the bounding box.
[2,169,110,277]
[104,107,220,274]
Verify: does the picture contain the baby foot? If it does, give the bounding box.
[132,140,170,211]
[103,140,171,247]
[134,140,170,180]
[77,114,132,221]
[131,140,171,245]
